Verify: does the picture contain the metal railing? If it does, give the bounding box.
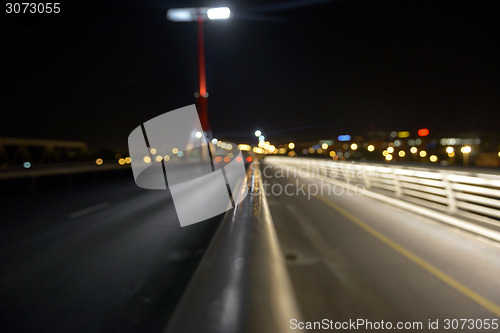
[164,161,301,333]
[265,157,500,229]
[0,163,129,180]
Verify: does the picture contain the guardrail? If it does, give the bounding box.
[0,163,129,180]
[164,161,301,333]
[265,157,500,229]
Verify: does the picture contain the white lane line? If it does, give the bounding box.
[69,202,110,219]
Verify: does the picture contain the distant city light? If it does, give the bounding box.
[155,155,162,162]
[419,150,427,158]
[125,157,131,164]
[143,156,151,163]
[150,148,157,154]
[238,144,251,151]
[246,156,253,162]
[441,138,479,146]
[195,131,203,139]
[446,146,454,154]
[288,142,295,149]
[308,147,316,154]
[258,135,265,141]
[430,155,438,162]
[177,151,184,157]
[253,147,264,154]
[415,139,422,145]
[164,155,171,161]
[254,130,262,137]
[212,138,218,144]
[382,150,388,156]
[329,151,336,157]
[321,143,328,149]
[96,158,103,165]
[338,135,351,142]
[417,128,430,137]
[398,131,410,138]
[23,161,31,169]
[367,145,375,152]
[394,140,401,147]
[288,151,296,157]
[387,147,394,153]
[398,151,405,157]
[410,147,418,154]
[350,143,358,150]
[118,158,126,165]
[172,147,179,154]
[385,154,393,161]
[461,146,472,154]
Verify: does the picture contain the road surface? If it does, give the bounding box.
[0,175,220,333]
[263,162,500,332]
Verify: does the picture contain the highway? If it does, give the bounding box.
[0,175,220,333]
[262,161,500,332]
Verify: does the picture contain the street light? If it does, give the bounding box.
[167,7,231,22]
[166,7,231,137]
[461,146,472,166]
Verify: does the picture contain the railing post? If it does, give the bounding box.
[391,168,403,198]
[442,172,457,214]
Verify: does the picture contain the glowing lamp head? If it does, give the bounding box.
[461,146,472,154]
[207,7,231,20]
[167,7,231,22]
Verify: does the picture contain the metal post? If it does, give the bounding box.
[196,14,210,134]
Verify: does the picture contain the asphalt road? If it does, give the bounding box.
[263,162,500,332]
[0,175,220,333]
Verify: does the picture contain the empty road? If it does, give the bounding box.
[263,161,500,332]
[0,175,220,333]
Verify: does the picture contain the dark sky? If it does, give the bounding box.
[2,0,500,150]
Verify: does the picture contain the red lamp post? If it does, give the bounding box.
[167,7,231,138]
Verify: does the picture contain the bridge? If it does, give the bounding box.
[1,154,499,333]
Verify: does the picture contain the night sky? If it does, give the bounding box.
[3,0,500,150]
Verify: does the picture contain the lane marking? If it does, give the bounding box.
[69,202,110,219]
[314,194,500,317]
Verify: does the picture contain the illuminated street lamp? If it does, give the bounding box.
[167,7,231,137]
[461,146,472,166]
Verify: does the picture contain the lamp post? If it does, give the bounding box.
[167,7,231,138]
[461,146,472,166]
